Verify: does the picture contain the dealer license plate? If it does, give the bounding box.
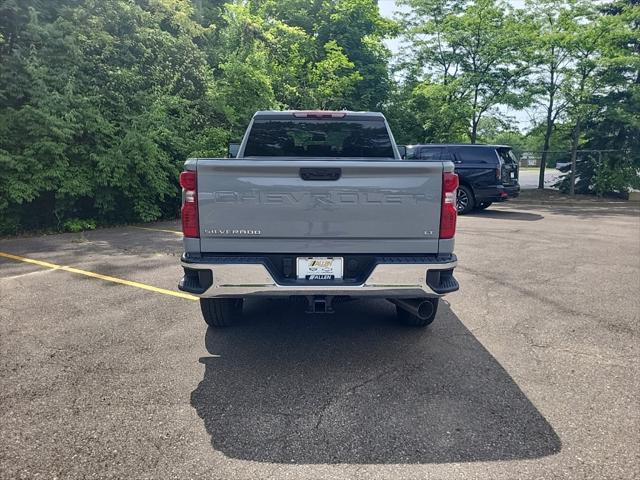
[297,257,343,280]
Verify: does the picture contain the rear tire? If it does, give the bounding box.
[456,185,475,214]
[200,298,243,327]
[475,201,492,211]
[396,298,439,327]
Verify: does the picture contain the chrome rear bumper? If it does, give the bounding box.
[179,256,458,298]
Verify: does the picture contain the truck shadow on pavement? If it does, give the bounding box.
[191,299,561,464]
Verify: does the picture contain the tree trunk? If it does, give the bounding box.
[470,86,479,144]
[470,115,478,144]
[539,124,553,190]
[569,118,581,196]
[539,98,555,190]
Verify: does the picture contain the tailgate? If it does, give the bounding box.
[196,159,444,254]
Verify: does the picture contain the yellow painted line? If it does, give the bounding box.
[132,226,183,236]
[0,251,198,301]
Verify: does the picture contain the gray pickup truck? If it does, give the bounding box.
[178,111,459,328]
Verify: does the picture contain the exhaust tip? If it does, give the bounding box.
[389,298,436,320]
[417,300,434,319]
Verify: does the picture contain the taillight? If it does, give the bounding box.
[440,171,459,239]
[179,171,199,238]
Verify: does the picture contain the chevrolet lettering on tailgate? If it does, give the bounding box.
[206,190,435,205]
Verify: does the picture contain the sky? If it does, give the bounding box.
[378,0,532,130]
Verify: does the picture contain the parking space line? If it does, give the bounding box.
[132,226,183,236]
[0,251,198,301]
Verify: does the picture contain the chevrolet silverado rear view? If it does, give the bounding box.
[179,111,459,327]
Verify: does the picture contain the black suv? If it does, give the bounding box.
[403,144,520,214]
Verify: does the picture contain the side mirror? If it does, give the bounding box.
[228,143,240,158]
[397,145,406,159]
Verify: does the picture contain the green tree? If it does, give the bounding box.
[525,0,577,189]
[586,0,639,172]
[266,0,394,110]
[556,0,640,196]
[399,0,533,143]
[308,40,363,108]
[317,0,396,110]
[561,1,621,195]
[383,78,425,145]
[0,0,219,232]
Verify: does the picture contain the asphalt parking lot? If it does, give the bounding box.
[1,196,639,479]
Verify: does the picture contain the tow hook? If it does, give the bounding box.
[305,295,335,314]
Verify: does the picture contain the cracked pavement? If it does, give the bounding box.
[1,198,639,479]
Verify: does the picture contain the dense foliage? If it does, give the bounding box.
[0,0,638,233]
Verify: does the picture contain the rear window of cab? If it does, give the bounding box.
[243,118,395,158]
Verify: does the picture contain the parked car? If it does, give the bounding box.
[556,158,586,173]
[178,110,459,328]
[401,144,520,214]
